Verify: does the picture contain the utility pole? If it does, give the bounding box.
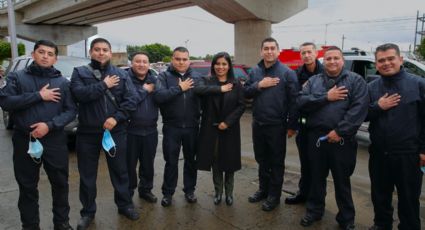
[414,11,425,52]
[6,0,18,59]
[341,34,346,50]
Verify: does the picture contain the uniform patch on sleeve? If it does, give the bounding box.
[0,79,6,89]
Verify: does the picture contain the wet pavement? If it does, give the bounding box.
[0,111,424,230]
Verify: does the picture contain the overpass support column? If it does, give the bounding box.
[234,19,271,66]
[57,45,67,56]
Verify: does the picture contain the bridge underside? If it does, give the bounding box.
[0,0,307,64]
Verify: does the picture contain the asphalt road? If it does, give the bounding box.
[0,110,423,229]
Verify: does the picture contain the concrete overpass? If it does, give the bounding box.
[0,0,307,65]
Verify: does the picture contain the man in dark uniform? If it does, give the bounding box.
[286,42,324,205]
[126,52,159,203]
[70,38,139,230]
[154,46,201,207]
[367,43,425,230]
[244,37,299,211]
[298,46,368,229]
[0,40,76,230]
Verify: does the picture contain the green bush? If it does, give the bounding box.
[0,40,25,61]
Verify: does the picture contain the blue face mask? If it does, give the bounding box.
[27,135,43,163]
[102,130,116,157]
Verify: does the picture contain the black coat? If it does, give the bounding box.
[194,76,245,172]
[297,69,369,137]
[0,62,77,133]
[367,69,425,154]
[70,61,137,134]
[153,65,201,128]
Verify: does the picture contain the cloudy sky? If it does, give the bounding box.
[68,0,425,57]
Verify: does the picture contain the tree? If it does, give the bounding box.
[0,40,25,61]
[162,56,171,63]
[127,43,172,63]
[418,38,425,60]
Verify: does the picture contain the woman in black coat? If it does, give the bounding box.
[194,52,245,205]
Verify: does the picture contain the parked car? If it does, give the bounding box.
[343,55,425,143]
[344,55,425,82]
[190,62,250,84]
[2,55,90,145]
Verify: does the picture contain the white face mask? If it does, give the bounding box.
[102,129,116,158]
[28,134,43,163]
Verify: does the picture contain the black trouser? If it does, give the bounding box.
[306,131,357,226]
[127,132,158,197]
[212,140,234,197]
[252,122,286,198]
[295,126,310,198]
[76,130,133,217]
[161,125,198,196]
[12,131,70,229]
[369,150,422,230]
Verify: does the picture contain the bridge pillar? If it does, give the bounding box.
[57,45,67,56]
[193,0,308,66]
[234,19,271,66]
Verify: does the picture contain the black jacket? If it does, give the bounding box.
[153,65,201,128]
[244,60,299,128]
[70,61,137,134]
[367,69,425,154]
[298,69,368,137]
[194,76,245,172]
[127,68,159,136]
[295,60,324,89]
[0,62,77,133]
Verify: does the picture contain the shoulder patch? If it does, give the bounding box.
[0,79,6,89]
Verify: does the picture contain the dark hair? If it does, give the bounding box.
[210,52,235,81]
[34,40,58,56]
[261,37,279,49]
[173,46,189,55]
[324,46,343,54]
[131,51,150,61]
[300,42,317,50]
[90,38,111,50]
[375,43,400,59]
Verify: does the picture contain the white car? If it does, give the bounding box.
[343,55,425,143]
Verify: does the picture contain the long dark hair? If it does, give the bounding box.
[210,52,235,81]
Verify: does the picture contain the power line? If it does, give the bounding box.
[274,16,415,29]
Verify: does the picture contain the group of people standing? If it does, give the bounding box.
[0,36,423,230]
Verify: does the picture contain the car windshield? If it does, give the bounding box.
[192,66,210,76]
[54,57,89,79]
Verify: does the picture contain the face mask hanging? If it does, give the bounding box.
[27,134,43,164]
[102,129,116,158]
[316,135,344,148]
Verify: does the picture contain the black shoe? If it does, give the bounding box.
[248,190,267,203]
[225,196,233,206]
[161,195,172,207]
[284,192,306,205]
[76,216,93,230]
[139,191,158,203]
[340,223,355,230]
[54,222,73,230]
[22,226,40,230]
[214,194,222,205]
[368,225,387,230]
[185,193,197,203]
[118,207,140,220]
[261,196,280,211]
[300,215,321,227]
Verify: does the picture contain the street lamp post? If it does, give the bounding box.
[324,19,342,46]
[6,0,18,60]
